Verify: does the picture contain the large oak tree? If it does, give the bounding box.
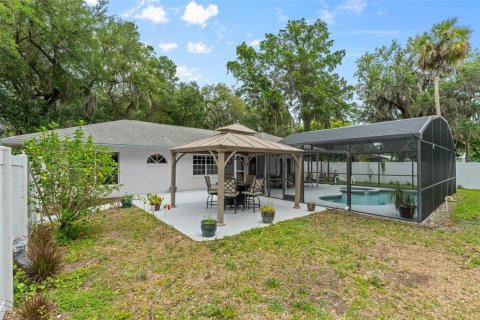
[228,18,354,133]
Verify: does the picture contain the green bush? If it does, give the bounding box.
[201,215,217,225]
[24,124,119,238]
[24,225,62,283]
[147,193,163,206]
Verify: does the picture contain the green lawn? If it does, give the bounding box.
[47,189,480,319]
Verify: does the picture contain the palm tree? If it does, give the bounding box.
[413,18,471,116]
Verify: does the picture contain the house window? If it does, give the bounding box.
[147,153,167,164]
[105,152,119,184]
[193,155,217,176]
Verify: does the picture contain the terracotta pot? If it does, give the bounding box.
[398,206,416,219]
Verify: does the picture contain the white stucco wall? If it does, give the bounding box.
[109,146,216,197]
[107,145,480,197]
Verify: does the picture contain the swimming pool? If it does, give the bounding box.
[319,189,417,206]
[320,191,392,206]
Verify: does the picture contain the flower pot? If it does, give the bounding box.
[261,213,275,224]
[201,222,217,237]
[152,204,161,211]
[398,206,416,219]
[307,203,316,212]
[121,199,132,208]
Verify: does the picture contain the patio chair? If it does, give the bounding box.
[318,172,328,184]
[243,177,264,213]
[204,176,217,209]
[304,173,314,187]
[246,175,256,185]
[224,178,240,214]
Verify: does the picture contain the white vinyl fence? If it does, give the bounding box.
[0,147,30,318]
[305,160,480,189]
[456,162,480,189]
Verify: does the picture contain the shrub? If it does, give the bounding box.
[9,294,54,320]
[201,215,217,225]
[24,225,62,283]
[24,124,119,238]
[147,193,163,206]
[387,187,415,209]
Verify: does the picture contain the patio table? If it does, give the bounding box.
[225,181,251,208]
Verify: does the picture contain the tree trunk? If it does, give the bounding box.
[465,137,469,162]
[433,74,441,116]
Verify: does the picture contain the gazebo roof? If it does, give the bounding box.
[169,123,304,225]
[215,123,257,135]
[171,124,303,155]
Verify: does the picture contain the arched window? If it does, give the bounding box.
[147,154,167,164]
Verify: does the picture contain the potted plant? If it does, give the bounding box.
[307,201,316,212]
[147,193,163,211]
[201,215,217,237]
[120,194,133,208]
[387,187,416,219]
[260,205,275,224]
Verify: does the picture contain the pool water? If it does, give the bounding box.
[320,191,393,206]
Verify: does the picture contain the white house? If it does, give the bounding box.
[0,120,281,197]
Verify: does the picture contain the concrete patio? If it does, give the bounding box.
[133,190,325,241]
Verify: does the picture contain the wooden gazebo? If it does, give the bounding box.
[170,124,304,225]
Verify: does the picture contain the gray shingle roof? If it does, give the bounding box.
[1,120,282,148]
[281,116,441,146]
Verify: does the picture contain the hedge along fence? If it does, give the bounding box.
[0,147,31,318]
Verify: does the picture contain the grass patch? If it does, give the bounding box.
[43,192,480,319]
[451,188,480,221]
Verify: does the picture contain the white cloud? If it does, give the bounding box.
[320,9,335,24]
[319,0,367,25]
[377,9,385,16]
[136,5,169,24]
[85,0,98,6]
[248,39,261,47]
[338,0,367,13]
[187,41,212,54]
[177,65,201,81]
[215,24,228,42]
[274,8,289,22]
[159,42,178,52]
[181,1,219,28]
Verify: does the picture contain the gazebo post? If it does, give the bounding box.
[217,150,225,226]
[170,151,177,207]
[243,156,249,181]
[294,154,302,209]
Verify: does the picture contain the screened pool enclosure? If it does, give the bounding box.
[278,116,456,222]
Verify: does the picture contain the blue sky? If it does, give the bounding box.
[93,0,480,87]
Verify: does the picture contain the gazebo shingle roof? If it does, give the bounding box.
[171,131,303,154]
